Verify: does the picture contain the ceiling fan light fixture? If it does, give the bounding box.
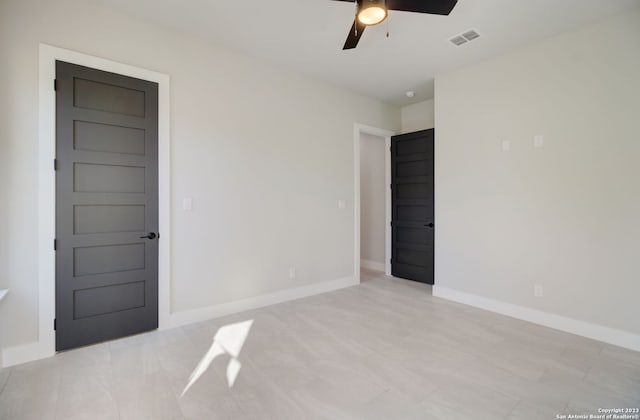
[357,0,387,26]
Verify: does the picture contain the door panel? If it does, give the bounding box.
[73,205,146,234]
[73,243,146,276]
[73,77,146,116]
[55,61,159,351]
[73,281,146,319]
[391,129,434,284]
[73,163,146,193]
[73,121,146,155]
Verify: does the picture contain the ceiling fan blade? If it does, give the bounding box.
[387,0,458,15]
[343,19,366,50]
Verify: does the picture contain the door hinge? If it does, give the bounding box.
[54,318,57,330]
[54,79,57,91]
[390,183,392,189]
[53,159,57,171]
[54,239,57,251]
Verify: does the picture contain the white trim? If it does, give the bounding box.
[2,341,57,368]
[432,286,640,352]
[360,260,385,272]
[354,124,395,281]
[165,276,358,329]
[0,44,172,368]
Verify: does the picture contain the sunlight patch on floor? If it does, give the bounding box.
[181,319,254,396]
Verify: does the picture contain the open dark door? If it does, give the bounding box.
[55,61,159,351]
[391,129,434,284]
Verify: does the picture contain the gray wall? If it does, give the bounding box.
[434,8,640,335]
[401,99,435,134]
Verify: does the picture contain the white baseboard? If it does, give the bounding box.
[2,340,55,368]
[432,285,640,352]
[1,276,357,367]
[360,259,385,272]
[163,276,358,329]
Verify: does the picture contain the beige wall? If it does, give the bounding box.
[359,133,386,265]
[401,99,435,134]
[434,8,640,334]
[0,0,400,349]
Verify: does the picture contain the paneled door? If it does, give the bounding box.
[55,61,159,351]
[391,129,434,284]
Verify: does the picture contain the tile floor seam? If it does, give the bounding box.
[504,399,522,419]
[0,368,13,396]
[110,348,123,420]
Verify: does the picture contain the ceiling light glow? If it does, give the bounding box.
[358,0,387,26]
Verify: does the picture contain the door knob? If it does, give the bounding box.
[424,223,434,228]
[140,232,157,240]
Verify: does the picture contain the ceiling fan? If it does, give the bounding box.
[332,0,458,50]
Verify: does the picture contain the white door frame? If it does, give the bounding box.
[1,44,171,367]
[354,123,395,281]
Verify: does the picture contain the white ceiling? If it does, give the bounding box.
[93,0,640,106]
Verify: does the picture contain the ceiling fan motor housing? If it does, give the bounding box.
[358,0,388,26]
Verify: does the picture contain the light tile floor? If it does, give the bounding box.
[1,269,638,419]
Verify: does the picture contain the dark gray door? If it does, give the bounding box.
[391,129,434,284]
[55,61,159,351]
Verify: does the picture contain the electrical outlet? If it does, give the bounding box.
[502,140,511,152]
[534,135,544,148]
[289,267,296,279]
[338,200,346,209]
[183,197,193,211]
[534,284,544,297]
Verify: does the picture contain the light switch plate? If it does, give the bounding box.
[502,140,511,152]
[338,200,346,209]
[534,135,544,148]
[183,197,193,211]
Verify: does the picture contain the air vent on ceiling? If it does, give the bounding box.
[449,36,467,46]
[449,29,481,47]
[462,29,480,41]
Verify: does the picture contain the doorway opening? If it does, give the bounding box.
[360,133,386,280]
[353,124,394,283]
